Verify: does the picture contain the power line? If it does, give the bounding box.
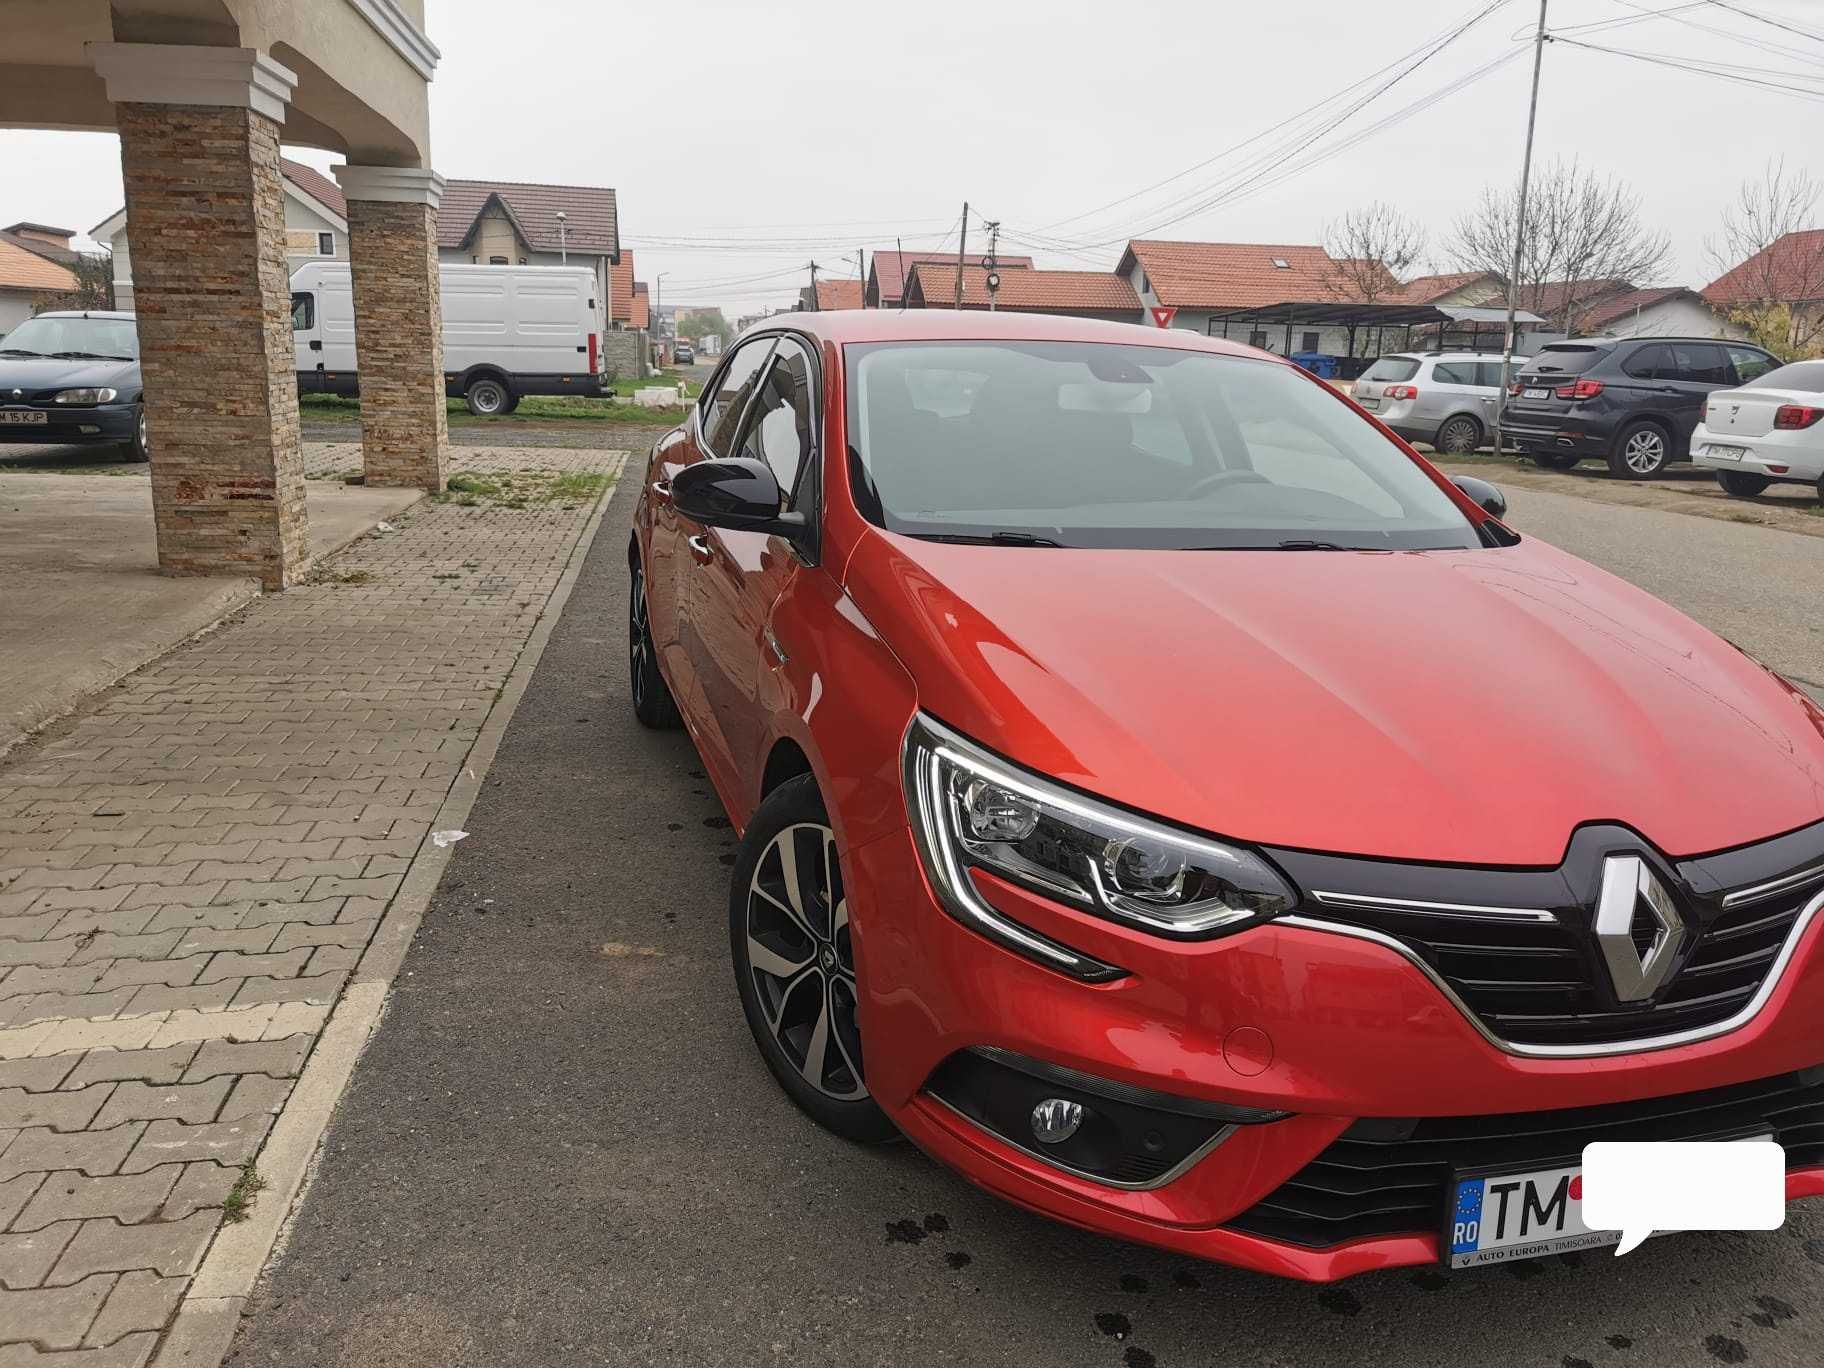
[1030,0,1514,238]
[1704,0,1824,45]
[1550,34,1824,101]
[1604,0,1824,62]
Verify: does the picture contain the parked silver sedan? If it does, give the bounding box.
[1352,351,1525,454]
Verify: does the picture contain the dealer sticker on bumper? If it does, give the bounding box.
[1447,1163,1620,1268]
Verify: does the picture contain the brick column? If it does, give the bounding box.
[89,44,308,591]
[335,166,449,491]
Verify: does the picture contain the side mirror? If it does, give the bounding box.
[1450,474,1507,519]
[672,457,807,540]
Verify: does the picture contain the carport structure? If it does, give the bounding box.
[1201,301,1545,375]
[0,0,449,589]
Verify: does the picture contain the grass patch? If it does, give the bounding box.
[435,467,614,511]
[222,1163,267,1223]
[323,568,372,585]
[299,389,689,428]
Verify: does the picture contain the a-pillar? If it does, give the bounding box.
[88,43,308,590]
[333,165,449,491]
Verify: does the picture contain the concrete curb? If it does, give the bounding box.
[150,457,626,1368]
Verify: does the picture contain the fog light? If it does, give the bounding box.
[1031,1097,1084,1145]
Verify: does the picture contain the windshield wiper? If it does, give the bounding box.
[48,351,132,361]
[1182,539,1363,552]
[0,348,45,357]
[911,531,1066,548]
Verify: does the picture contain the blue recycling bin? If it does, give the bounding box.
[1291,351,1340,379]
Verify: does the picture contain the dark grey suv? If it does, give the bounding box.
[1503,337,1779,479]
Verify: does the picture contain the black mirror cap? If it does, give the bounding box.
[1451,473,1507,519]
[672,457,806,539]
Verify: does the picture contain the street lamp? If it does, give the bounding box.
[556,210,567,265]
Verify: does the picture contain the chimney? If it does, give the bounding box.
[5,223,76,248]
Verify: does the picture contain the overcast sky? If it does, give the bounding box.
[4,0,1822,319]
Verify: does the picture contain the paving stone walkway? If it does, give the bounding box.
[0,445,624,1364]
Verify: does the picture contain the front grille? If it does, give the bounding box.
[1227,1068,1824,1249]
[1308,885,1813,1048]
[1264,822,1824,1051]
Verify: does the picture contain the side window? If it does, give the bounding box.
[701,338,775,455]
[1673,344,1730,385]
[1726,345,1777,384]
[290,293,314,330]
[1475,362,1509,389]
[1623,344,1670,380]
[734,340,815,500]
[1433,362,1475,385]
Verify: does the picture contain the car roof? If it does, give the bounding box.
[31,310,137,320]
[737,308,1266,359]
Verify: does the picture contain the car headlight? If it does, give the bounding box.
[902,714,1296,981]
[53,388,118,405]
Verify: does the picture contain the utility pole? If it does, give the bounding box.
[853,250,865,309]
[954,202,968,311]
[984,220,1002,312]
[556,210,568,265]
[807,260,820,311]
[1495,0,1548,460]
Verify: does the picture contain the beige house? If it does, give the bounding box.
[0,225,80,336]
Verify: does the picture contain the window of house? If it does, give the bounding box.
[317,232,335,257]
[1270,258,1290,269]
[1249,330,1269,348]
[489,255,509,266]
[1301,331,1320,352]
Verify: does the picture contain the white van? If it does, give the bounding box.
[290,262,606,415]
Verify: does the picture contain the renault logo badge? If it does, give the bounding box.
[1594,855,1685,1001]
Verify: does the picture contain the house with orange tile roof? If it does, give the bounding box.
[1704,228,1824,355]
[0,233,80,338]
[902,264,1142,322]
[865,249,1035,308]
[800,278,864,311]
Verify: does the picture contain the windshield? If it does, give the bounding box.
[0,315,139,360]
[844,341,1486,551]
[1746,360,1824,394]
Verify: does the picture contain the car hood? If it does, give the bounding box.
[843,531,1824,865]
[0,355,140,395]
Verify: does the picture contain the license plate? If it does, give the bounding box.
[1447,1162,1618,1268]
[0,410,47,426]
[1704,444,1746,461]
[1358,396,1380,410]
[1523,387,1552,400]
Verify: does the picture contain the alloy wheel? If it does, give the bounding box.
[629,569,650,710]
[1439,417,1479,455]
[1623,429,1667,474]
[137,412,148,458]
[744,821,867,1102]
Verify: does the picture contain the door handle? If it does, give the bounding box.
[687,535,714,565]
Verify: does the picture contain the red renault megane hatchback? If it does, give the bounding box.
[628,311,1824,1280]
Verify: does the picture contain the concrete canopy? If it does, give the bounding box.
[0,0,437,168]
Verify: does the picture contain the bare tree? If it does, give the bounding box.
[1449,160,1672,334]
[1704,159,1824,359]
[32,251,114,314]
[1322,202,1426,302]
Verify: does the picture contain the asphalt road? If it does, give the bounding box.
[228,477,1824,1368]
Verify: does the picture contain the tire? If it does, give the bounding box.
[500,393,521,414]
[628,561,681,730]
[1608,420,1672,479]
[1716,470,1772,498]
[124,406,150,463]
[730,775,895,1144]
[464,376,509,416]
[1435,414,1483,456]
[1530,452,1581,470]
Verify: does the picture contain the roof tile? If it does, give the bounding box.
[906,265,1140,313]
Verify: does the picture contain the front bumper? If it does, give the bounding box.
[0,402,138,446]
[844,824,1824,1279]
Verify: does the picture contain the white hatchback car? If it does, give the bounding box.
[1692,358,1824,501]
